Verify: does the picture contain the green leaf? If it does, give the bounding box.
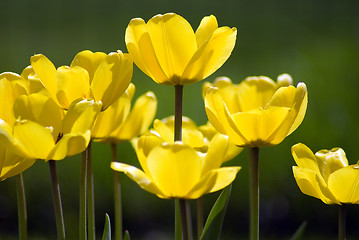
[124,230,131,240]
[102,213,111,240]
[289,221,307,240]
[200,185,232,240]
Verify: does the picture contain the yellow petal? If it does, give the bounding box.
[70,50,107,82]
[13,120,55,160]
[113,91,157,141]
[62,99,101,134]
[293,166,338,204]
[328,165,359,204]
[146,143,202,198]
[21,66,44,94]
[206,167,241,193]
[56,66,90,109]
[13,93,63,141]
[291,143,321,173]
[235,76,277,111]
[287,83,308,135]
[195,15,218,47]
[182,26,237,84]
[147,13,196,83]
[30,54,58,103]
[0,147,36,181]
[202,134,228,174]
[91,51,133,110]
[111,162,165,197]
[152,119,174,143]
[315,148,348,182]
[92,93,131,140]
[48,131,91,160]
[205,87,246,146]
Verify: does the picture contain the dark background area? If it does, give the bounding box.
[0,0,359,239]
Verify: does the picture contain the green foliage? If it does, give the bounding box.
[289,221,307,240]
[102,213,111,240]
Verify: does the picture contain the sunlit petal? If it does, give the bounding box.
[70,50,107,82]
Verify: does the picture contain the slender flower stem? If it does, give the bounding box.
[179,199,190,240]
[196,197,203,239]
[49,160,66,240]
[16,173,27,240]
[80,148,88,240]
[87,141,96,240]
[111,143,123,240]
[249,147,259,240]
[338,204,346,240]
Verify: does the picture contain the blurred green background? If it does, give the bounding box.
[1,0,359,239]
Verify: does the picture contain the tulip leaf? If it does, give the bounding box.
[124,230,131,240]
[200,184,232,240]
[289,221,307,240]
[102,213,111,240]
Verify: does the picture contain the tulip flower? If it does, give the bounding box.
[112,134,240,199]
[125,13,237,85]
[0,93,101,161]
[292,143,359,205]
[204,74,308,147]
[92,83,157,142]
[30,50,133,110]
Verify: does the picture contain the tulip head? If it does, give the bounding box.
[292,143,359,204]
[125,13,237,85]
[204,74,307,147]
[112,134,240,199]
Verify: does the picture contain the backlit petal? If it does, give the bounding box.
[70,50,107,82]
[315,148,348,182]
[195,15,218,47]
[206,167,241,193]
[291,143,321,173]
[146,143,202,198]
[91,51,133,110]
[287,83,308,135]
[328,165,359,204]
[202,134,228,174]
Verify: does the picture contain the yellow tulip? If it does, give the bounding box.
[204,74,308,147]
[125,13,237,85]
[0,93,101,161]
[30,50,133,110]
[92,83,157,142]
[111,134,241,199]
[292,143,359,204]
[142,116,242,162]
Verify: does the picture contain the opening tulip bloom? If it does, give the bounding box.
[112,134,240,199]
[292,143,359,205]
[204,74,308,147]
[30,50,133,110]
[125,13,237,85]
[92,83,157,142]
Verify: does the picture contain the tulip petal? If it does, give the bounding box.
[205,87,247,146]
[113,92,157,140]
[182,26,237,84]
[13,93,63,141]
[0,147,36,181]
[56,66,90,109]
[293,166,338,204]
[328,165,359,204]
[111,162,164,197]
[13,120,55,160]
[91,52,133,110]
[207,167,241,193]
[315,148,348,182]
[288,83,308,135]
[146,143,202,198]
[195,15,218,47]
[62,99,101,134]
[202,134,228,174]
[147,13,196,82]
[70,50,107,82]
[291,143,321,173]
[30,54,58,103]
[48,131,91,160]
[125,18,168,83]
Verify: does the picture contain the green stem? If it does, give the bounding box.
[179,199,189,240]
[49,160,66,240]
[196,197,203,239]
[16,173,27,240]
[80,147,88,240]
[249,147,259,240]
[87,141,95,240]
[338,204,346,240]
[111,143,122,240]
